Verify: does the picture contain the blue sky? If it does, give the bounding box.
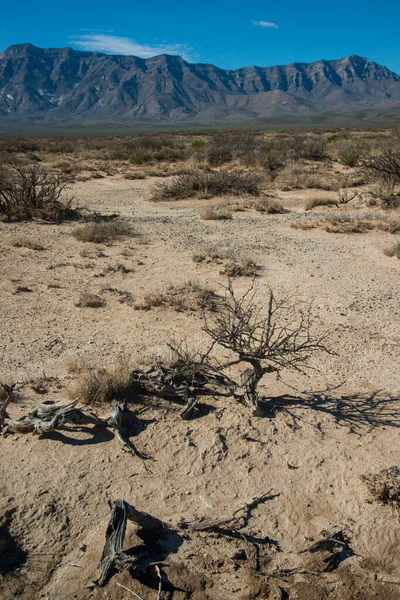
[1,0,399,73]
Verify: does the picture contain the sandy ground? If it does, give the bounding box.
[0,173,399,600]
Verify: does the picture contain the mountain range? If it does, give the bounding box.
[0,43,399,125]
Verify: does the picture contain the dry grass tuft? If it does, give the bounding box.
[123,172,146,180]
[249,197,287,214]
[67,355,133,405]
[290,218,320,230]
[304,194,338,211]
[291,211,400,235]
[72,219,136,243]
[362,467,400,514]
[383,240,400,258]
[75,291,105,308]
[192,253,206,263]
[11,236,45,251]
[104,261,132,274]
[200,206,233,220]
[220,258,258,278]
[137,281,220,312]
[324,212,390,234]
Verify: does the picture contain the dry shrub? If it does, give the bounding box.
[102,287,134,305]
[325,212,400,234]
[124,172,146,180]
[104,261,132,274]
[220,258,258,277]
[0,165,77,222]
[336,140,362,167]
[249,197,287,214]
[324,213,375,234]
[381,216,400,234]
[72,219,136,243]
[383,240,400,258]
[11,236,45,251]
[304,194,338,211]
[75,291,105,308]
[192,249,233,264]
[192,253,206,263]
[151,169,261,201]
[362,467,400,514]
[146,168,171,177]
[200,206,233,220]
[279,166,335,191]
[292,211,400,235]
[290,218,320,230]
[51,160,79,175]
[137,281,220,312]
[67,355,132,405]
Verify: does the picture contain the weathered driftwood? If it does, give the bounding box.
[299,531,348,554]
[109,400,150,460]
[1,399,110,435]
[96,499,169,587]
[2,398,149,461]
[2,400,89,434]
[180,392,200,420]
[0,383,15,430]
[182,490,275,532]
[96,492,275,588]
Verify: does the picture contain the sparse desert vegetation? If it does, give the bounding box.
[72,218,136,243]
[0,127,399,600]
[151,169,262,201]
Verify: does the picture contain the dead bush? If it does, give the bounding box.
[220,258,258,277]
[67,355,132,405]
[364,148,400,186]
[200,206,233,220]
[383,240,400,258]
[304,194,338,211]
[72,219,136,243]
[11,236,45,251]
[0,165,77,222]
[249,197,287,214]
[104,261,132,274]
[290,218,319,230]
[362,467,400,516]
[203,280,331,415]
[137,281,220,312]
[124,172,146,180]
[324,214,374,234]
[150,169,261,201]
[75,291,105,308]
[192,253,206,263]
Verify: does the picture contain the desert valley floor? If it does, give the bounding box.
[0,170,399,600]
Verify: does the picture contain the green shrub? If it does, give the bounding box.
[130,150,153,165]
[337,140,362,167]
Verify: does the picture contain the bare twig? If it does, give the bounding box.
[116,582,147,600]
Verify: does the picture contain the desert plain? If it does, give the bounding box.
[0,129,399,600]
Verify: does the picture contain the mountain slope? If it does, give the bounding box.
[0,43,399,123]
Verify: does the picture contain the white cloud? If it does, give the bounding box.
[69,34,195,61]
[252,20,278,29]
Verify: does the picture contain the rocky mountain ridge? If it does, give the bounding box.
[1,43,399,123]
